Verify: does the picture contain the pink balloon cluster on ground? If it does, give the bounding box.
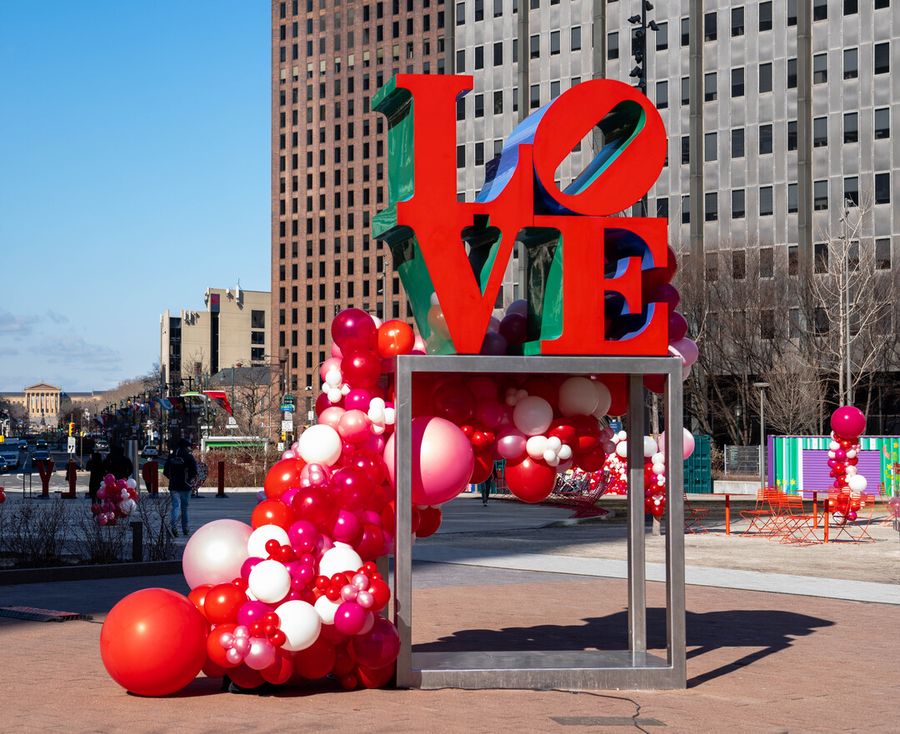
[825,406,868,523]
[91,474,139,526]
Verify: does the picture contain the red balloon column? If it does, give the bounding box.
[826,406,867,523]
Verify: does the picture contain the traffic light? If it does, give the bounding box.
[68,422,75,437]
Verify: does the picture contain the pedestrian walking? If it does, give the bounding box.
[480,464,497,506]
[103,444,134,481]
[163,438,198,537]
[85,450,104,501]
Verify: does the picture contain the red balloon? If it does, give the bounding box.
[294,638,336,679]
[432,382,475,425]
[341,350,381,387]
[292,487,337,532]
[187,584,213,617]
[350,617,401,669]
[357,662,395,689]
[206,623,239,669]
[261,651,294,685]
[571,415,602,454]
[332,308,378,352]
[416,506,442,538]
[228,664,265,690]
[332,642,357,676]
[331,467,375,511]
[643,374,667,394]
[204,583,246,625]
[469,450,494,485]
[547,418,577,445]
[369,579,391,611]
[356,523,385,561]
[264,458,306,501]
[522,375,562,405]
[377,320,415,358]
[576,446,607,472]
[380,500,397,536]
[100,588,208,696]
[251,499,293,530]
[201,659,227,678]
[600,375,629,416]
[504,457,557,503]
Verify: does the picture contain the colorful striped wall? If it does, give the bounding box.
[768,436,900,497]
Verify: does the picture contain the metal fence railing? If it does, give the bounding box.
[724,445,761,476]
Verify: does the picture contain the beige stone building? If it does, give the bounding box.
[160,285,271,387]
[0,383,104,428]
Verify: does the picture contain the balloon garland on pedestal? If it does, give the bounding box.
[100,306,699,696]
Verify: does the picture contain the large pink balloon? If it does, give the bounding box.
[670,338,699,367]
[384,417,475,506]
[657,428,696,461]
[830,406,866,439]
[182,519,253,589]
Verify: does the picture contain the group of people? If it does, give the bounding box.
[85,439,204,537]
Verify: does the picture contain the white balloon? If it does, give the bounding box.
[592,381,612,418]
[651,452,665,465]
[298,424,343,466]
[248,559,291,603]
[182,519,253,589]
[846,449,857,459]
[546,435,562,452]
[558,444,573,461]
[829,441,840,451]
[615,441,628,458]
[526,435,549,460]
[247,524,290,559]
[126,478,137,489]
[845,465,857,476]
[513,396,554,436]
[847,474,867,492]
[651,462,666,476]
[275,600,322,651]
[616,430,628,442]
[559,377,600,417]
[543,449,560,466]
[314,595,341,625]
[643,436,658,458]
[318,543,363,578]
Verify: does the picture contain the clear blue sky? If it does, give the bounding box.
[0,1,270,392]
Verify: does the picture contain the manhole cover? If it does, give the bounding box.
[0,606,92,622]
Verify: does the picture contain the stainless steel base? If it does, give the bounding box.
[411,650,679,690]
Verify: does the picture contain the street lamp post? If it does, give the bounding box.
[753,382,770,490]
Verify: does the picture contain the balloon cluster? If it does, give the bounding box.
[92,474,139,525]
[825,406,868,523]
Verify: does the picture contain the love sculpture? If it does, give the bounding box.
[373,74,672,357]
[374,75,687,691]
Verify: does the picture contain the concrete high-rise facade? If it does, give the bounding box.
[160,286,271,387]
[271,0,446,394]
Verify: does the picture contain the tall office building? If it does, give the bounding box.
[272,0,446,394]
[454,0,897,296]
[604,0,898,286]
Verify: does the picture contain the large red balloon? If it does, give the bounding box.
[416,506,442,538]
[350,616,401,669]
[264,458,305,500]
[203,583,246,625]
[100,588,208,696]
[251,499,293,530]
[504,457,557,503]
[294,638,336,679]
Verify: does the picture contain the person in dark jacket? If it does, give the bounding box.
[103,444,134,481]
[85,450,104,501]
[164,438,198,537]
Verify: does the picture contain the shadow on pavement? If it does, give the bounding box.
[413,607,834,687]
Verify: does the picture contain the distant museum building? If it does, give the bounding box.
[1,383,103,427]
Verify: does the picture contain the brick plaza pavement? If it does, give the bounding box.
[1,563,897,734]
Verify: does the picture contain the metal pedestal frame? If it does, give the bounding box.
[393,355,686,690]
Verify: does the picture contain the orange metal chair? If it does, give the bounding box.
[829,491,877,543]
[684,493,710,533]
[739,487,781,536]
[769,493,818,544]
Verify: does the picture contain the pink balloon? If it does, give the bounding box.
[412,335,427,355]
[334,602,368,636]
[237,600,273,627]
[830,406,866,439]
[344,388,374,412]
[476,400,506,429]
[287,520,319,553]
[300,463,331,488]
[319,357,343,383]
[384,417,475,506]
[350,616,401,669]
[338,409,372,443]
[668,312,688,341]
[279,486,301,507]
[331,308,378,352]
[331,343,343,359]
[670,337,699,367]
[319,406,345,430]
[244,638,277,671]
[495,425,527,461]
[657,428,696,460]
[332,509,362,543]
[182,519,253,589]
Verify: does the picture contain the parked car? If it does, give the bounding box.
[32,450,51,462]
[140,444,160,459]
[94,439,109,452]
[0,456,9,472]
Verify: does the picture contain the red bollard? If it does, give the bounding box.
[63,460,78,498]
[35,459,54,498]
[724,494,731,535]
[142,460,159,495]
[216,460,227,498]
